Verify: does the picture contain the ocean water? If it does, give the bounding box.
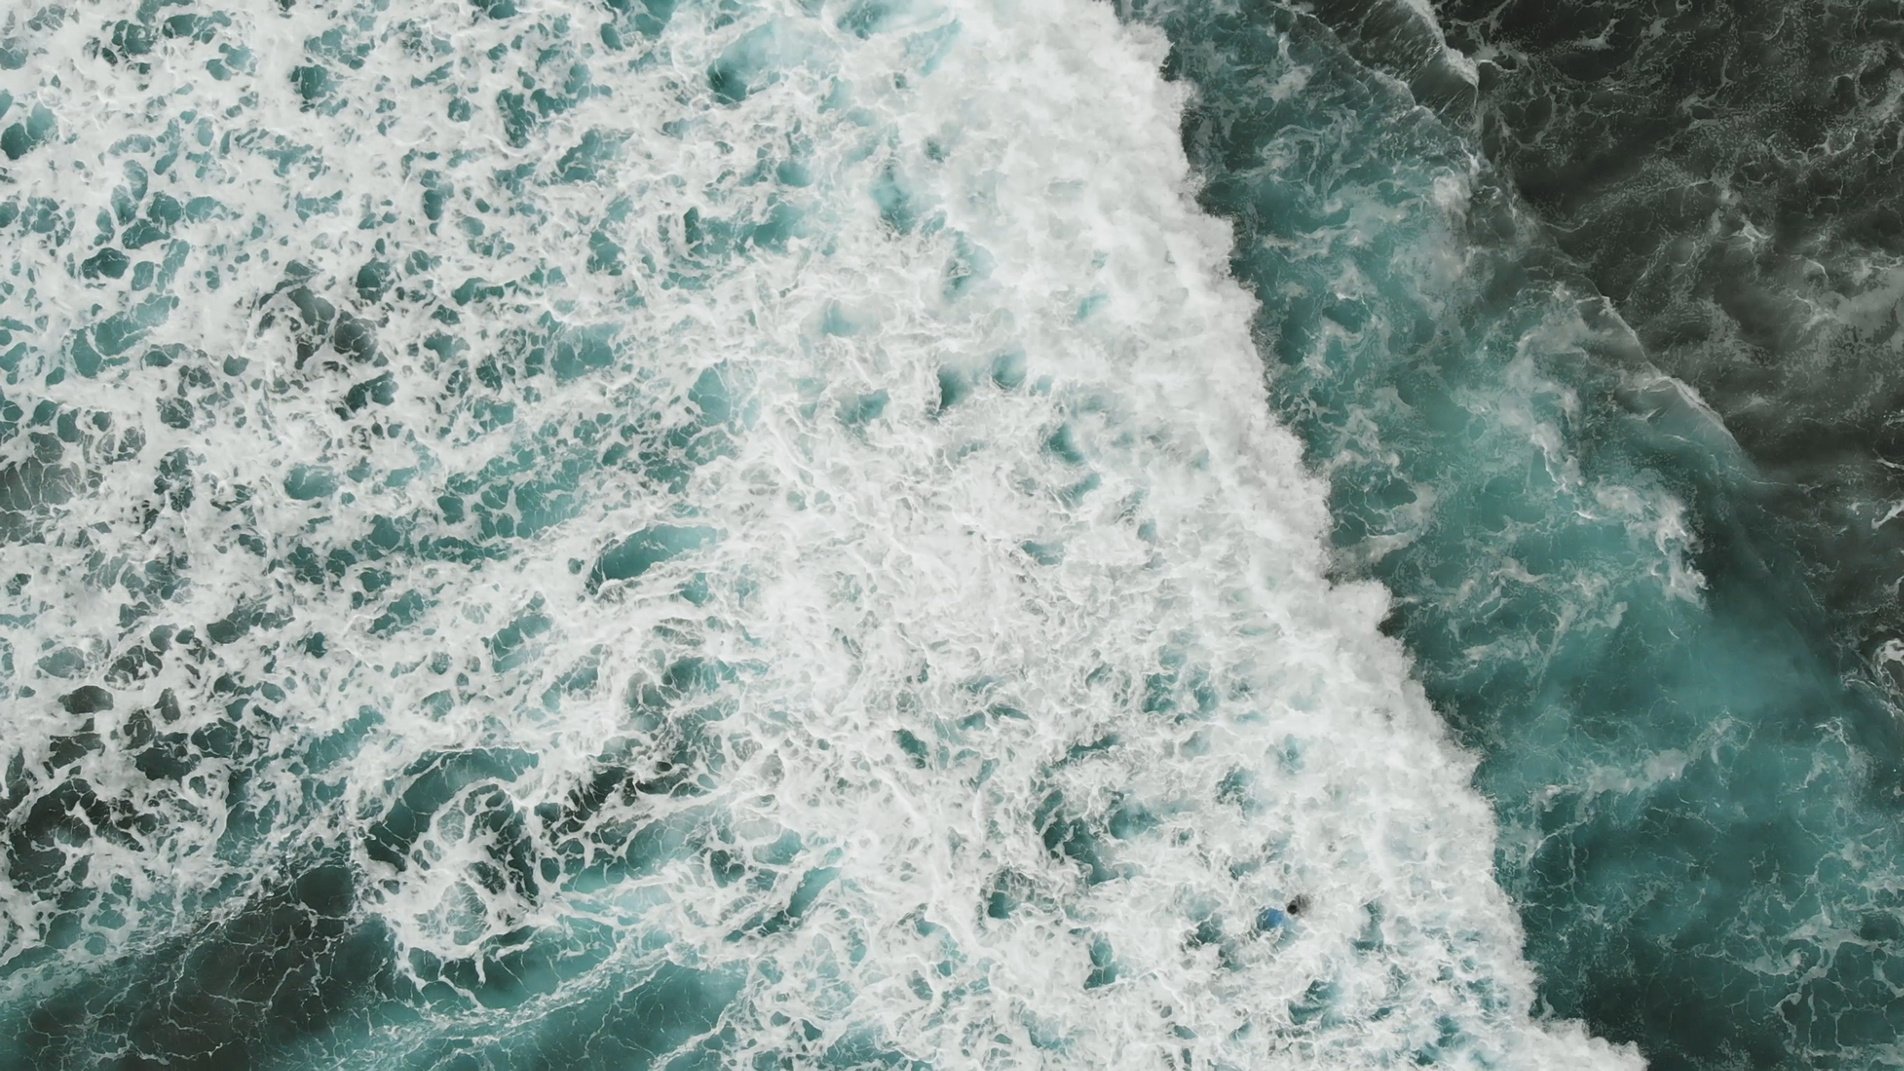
[0,2,1895,1071]
[1133,1,1904,1067]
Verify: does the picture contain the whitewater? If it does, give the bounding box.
[0,0,1646,1067]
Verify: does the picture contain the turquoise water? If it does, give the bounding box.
[1,0,1899,1068]
[1142,3,1904,1066]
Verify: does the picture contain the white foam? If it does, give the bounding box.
[0,0,1639,1065]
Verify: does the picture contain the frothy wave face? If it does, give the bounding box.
[0,2,1633,1067]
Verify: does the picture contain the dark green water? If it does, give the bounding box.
[1133,1,1904,1066]
[5,0,1901,1066]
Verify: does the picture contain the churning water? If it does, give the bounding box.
[0,1,1898,1068]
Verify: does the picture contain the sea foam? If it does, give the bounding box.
[0,1,1637,1066]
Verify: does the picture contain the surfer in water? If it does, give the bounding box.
[1257,894,1309,932]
